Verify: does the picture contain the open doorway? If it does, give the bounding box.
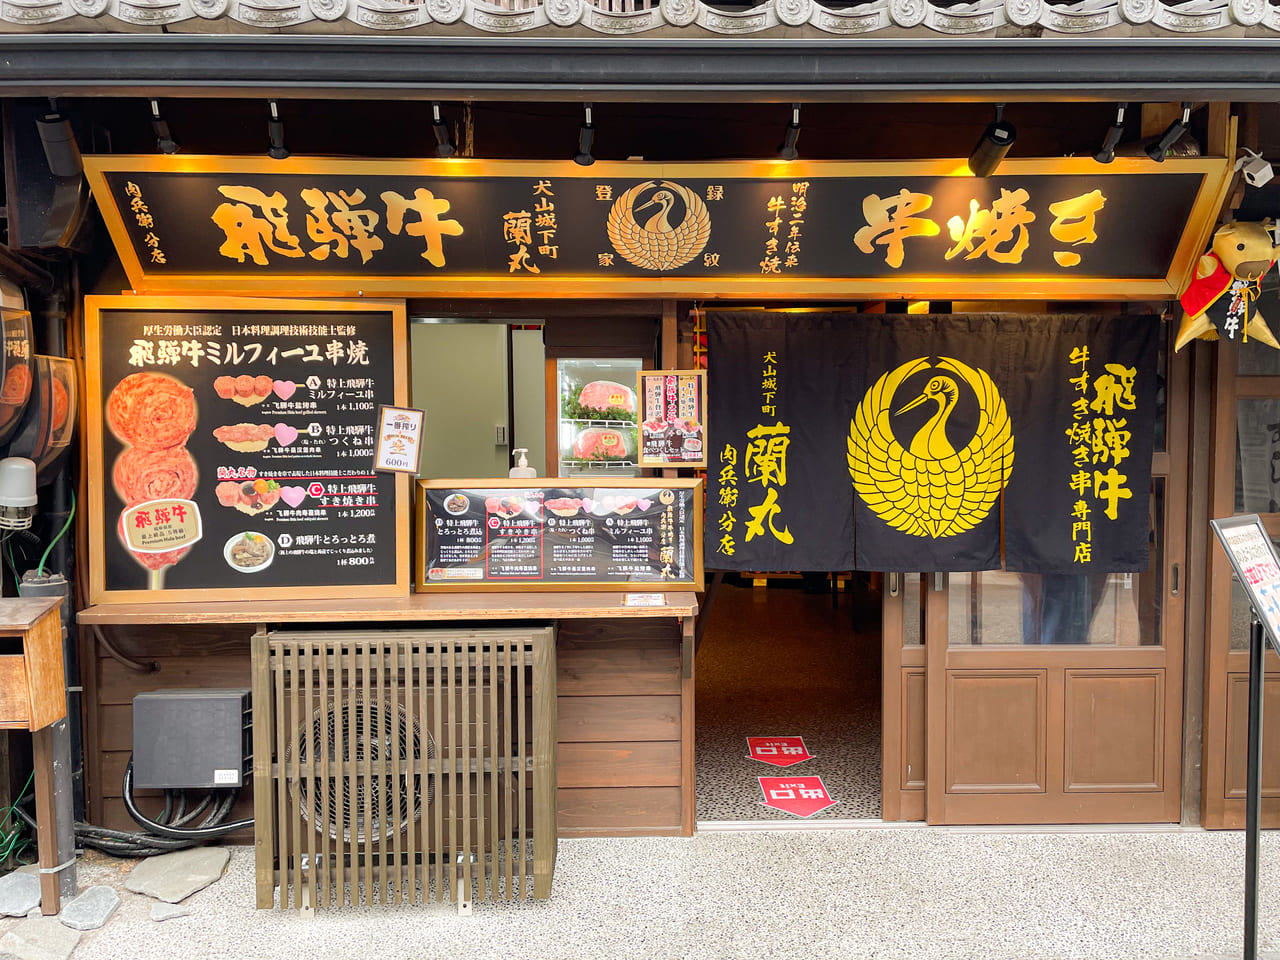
[695,574,883,823]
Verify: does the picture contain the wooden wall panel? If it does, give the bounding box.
[557,786,683,834]
[557,696,681,743]
[556,620,681,696]
[555,618,686,836]
[1064,670,1163,792]
[1225,673,1280,798]
[558,742,681,788]
[99,657,251,705]
[946,670,1046,793]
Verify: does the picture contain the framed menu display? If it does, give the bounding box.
[417,478,703,592]
[86,296,410,603]
[1211,514,1280,654]
[637,370,707,469]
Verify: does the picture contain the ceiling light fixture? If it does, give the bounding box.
[967,103,1015,177]
[36,100,82,179]
[1145,102,1192,162]
[574,103,595,167]
[267,100,288,161]
[778,103,801,161]
[431,102,455,158]
[1093,102,1127,164]
[150,99,179,155]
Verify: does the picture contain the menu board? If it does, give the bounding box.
[1211,514,1280,655]
[417,479,703,592]
[638,369,707,468]
[86,296,409,603]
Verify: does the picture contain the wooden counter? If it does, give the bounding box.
[80,590,700,840]
[77,591,698,625]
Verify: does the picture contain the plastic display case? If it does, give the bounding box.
[9,356,77,484]
[556,358,642,478]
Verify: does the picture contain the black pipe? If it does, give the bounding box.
[1244,615,1264,960]
[30,263,84,822]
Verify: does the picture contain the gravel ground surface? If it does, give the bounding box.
[18,827,1280,960]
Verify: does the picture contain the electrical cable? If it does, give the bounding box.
[10,754,251,859]
[37,489,74,577]
[0,771,36,863]
[5,540,18,593]
[122,759,252,840]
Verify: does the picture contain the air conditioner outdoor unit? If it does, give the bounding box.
[251,626,557,912]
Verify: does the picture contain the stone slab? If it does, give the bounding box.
[58,885,119,931]
[150,902,192,922]
[0,872,42,917]
[0,916,82,960]
[125,847,230,904]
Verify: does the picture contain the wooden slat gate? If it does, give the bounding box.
[251,626,557,911]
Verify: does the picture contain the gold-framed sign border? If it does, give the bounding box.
[415,476,704,593]
[86,294,411,605]
[83,155,1232,302]
[636,369,709,470]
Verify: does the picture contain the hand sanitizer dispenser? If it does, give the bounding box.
[509,448,537,479]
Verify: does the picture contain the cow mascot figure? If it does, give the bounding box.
[1176,220,1280,352]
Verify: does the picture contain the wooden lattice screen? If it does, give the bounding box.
[251,626,557,911]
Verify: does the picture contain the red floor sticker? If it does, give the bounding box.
[746,736,814,767]
[758,776,839,818]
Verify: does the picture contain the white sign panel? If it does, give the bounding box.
[374,404,424,474]
[1212,514,1280,654]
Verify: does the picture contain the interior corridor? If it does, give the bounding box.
[695,578,882,822]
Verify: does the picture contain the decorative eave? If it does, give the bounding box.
[6,32,1280,102]
[1,0,1278,36]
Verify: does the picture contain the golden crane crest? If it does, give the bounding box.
[847,357,1014,539]
[606,180,711,272]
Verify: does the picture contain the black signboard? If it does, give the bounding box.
[83,156,1228,300]
[87,296,410,603]
[416,479,703,592]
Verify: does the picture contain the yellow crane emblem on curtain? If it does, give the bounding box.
[606,180,711,272]
[848,357,1014,539]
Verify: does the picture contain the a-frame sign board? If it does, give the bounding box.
[1210,514,1280,960]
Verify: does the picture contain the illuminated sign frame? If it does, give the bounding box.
[84,156,1231,301]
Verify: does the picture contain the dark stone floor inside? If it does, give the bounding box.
[695,579,883,822]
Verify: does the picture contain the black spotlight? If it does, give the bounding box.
[150,99,179,155]
[778,103,801,161]
[267,100,288,161]
[1093,102,1127,164]
[967,103,1015,177]
[1145,101,1192,162]
[36,105,82,179]
[574,103,595,167]
[431,102,455,158]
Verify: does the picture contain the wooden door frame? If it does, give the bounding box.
[923,324,1189,824]
[881,573,926,821]
[1201,343,1280,827]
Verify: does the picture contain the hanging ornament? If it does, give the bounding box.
[1176,220,1280,351]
